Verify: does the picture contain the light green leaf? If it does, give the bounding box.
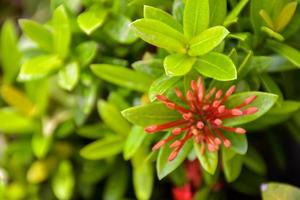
[267,39,300,68]
[275,2,298,32]
[157,135,193,179]
[209,0,227,26]
[224,92,278,126]
[164,53,196,76]
[224,0,250,26]
[77,6,107,35]
[91,64,153,92]
[131,18,187,53]
[52,5,71,58]
[124,126,147,160]
[0,20,21,83]
[184,0,209,38]
[76,123,112,139]
[18,55,62,81]
[194,142,218,175]
[261,183,300,200]
[194,52,237,81]
[132,59,164,78]
[261,26,284,41]
[144,5,183,32]
[32,131,52,159]
[75,41,97,67]
[58,62,80,91]
[19,19,53,51]
[97,100,130,136]
[188,26,229,56]
[80,136,125,160]
[121,103,181,127]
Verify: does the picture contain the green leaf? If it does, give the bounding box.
[222,131,248,155]
[261,183,300,200]
[103,15,138,44]
[149,75,181,101]
[52,5,71,58]
[18,55,62,81]
[223,0,250,26]
[90,64,153,92]
[164,53,196,76]
[224,92,278,126]
[184,0,209,38]
[0,20,21,83]
[121,103,181,127]
[52,160,74,200]
[222,148,243,182]
[194,142,218,175]
[261,26,284,41]
[209,0,227,26]
[259,10,275,29]
[124,126,147,160]
[275,2,298,32]
[76,123,112,139]
[144,5,183,32]
[75,41,98,67]
[188,26,229,56]
[194,52,237,81]
[259,73,283,105]
[32,131,52,159]
[0,108,35,133]
[58,62,79,91]
[243,146,267,175]
[80,136,125,160]
[131,18,187,53]
[132,59,164,78]
[157,135,193,179]
[19,19,53,51]
[267,39,300,68]
[97,100,130,136]
[77,6,107,35]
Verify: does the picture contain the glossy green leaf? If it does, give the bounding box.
[149,75,181,101]
[157,135,193,179]
[194,142,218,175]
[0,20,21,83]
[224,92,278,126]
[222,131,248,155]
[19,19,53,51]
[121,103,181,127]
[124,126,147,160]
[58,62,80,91]
[184,0,209,38]
[103,15,138,44]
[223,0,250,26]
[91,64,153,92]
[80,136,125,160]
[0,108,35,133]
[52,5,71,58]
[18,54,62,81]
[75,41,97,67]
[144,5,183,32]
[164,53,196,76]
[188,26,229,56]
[267,39,300,68]
[131,18,187,53]
[77,6,107,35]
[97,100,130,136]
[194,52,237,81]
[261,183,300,200]
[275,2,298,32]
[52,160,74,200]
[222,148,243,182]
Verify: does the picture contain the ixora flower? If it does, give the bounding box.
[145,78,258,161]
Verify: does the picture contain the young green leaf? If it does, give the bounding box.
[224,92,278,126]
[124,126,147,160]
[52,5,71,58]
[261,183,300,200]
[184,0,209,38]
[0,20,21,83]
[261,26,284,41]
[144,5,183,32]
[32,131,52,159]
[91,64,153,92]
[194,142,218,175]
[164,53,196,76]
[131,18,187,53]
[194,52,237,81]
[121,103,181,127]
[259,10,275,29]
[75,41,98,67]
[80,136,125,160]
[275,2,298,32]
[223,0,250,27]
[188,26,229,56]
[19,19,53,52]
[18,55,62,81]
[77,6,107,35]
[58,62,79,91]
[132,59,164,78]
[149,75,181,101]
[267,39,300,68]
[157,135,193,179]
[97,100,130,136]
